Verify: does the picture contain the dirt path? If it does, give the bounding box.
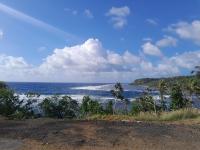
[0,119,200,150]
[0,138,22,150]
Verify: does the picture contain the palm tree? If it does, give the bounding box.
[158,80,167,111]
[111,83,125,114]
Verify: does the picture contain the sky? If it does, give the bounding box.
[0,0,200,83]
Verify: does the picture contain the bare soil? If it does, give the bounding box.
[0,118,200,150]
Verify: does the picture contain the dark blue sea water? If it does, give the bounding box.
[6,82,148,101]
[5,82,200,109]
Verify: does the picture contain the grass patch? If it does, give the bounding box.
[86,109,200,122]
[133,112,159,121]
[160,108,200,121]
[86,114,135,121]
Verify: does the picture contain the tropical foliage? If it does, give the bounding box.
[0,66,199,120]
[40,95,79,119]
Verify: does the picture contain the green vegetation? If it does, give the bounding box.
[87,108,200,122]
[158,80,167,110]
[131,94,156,114]
[0,88,22,117]
[0,66,199,121]
[170,83,190,110]
[40,95,79,119]
[0,81,36,119]
[132,75,197,88]
[80,96,104,116]
[160,108,200,121]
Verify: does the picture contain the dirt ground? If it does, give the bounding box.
[0,118,200,150]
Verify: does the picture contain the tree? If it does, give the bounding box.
[88,100,103,114]
[40,95,79,119]
[111,83,129,114]
[158,80,167,111]
[59,96,79,118]
[185,79,199,102]
[170,83,189,110]
[0,88,23,117]
[80,96,91,116]
[14,93,38,119]
[80,96,104,116]
[111,83,124,101]
[139,94,156,112]
[131,100,142,115]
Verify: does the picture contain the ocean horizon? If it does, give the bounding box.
[6,82,153,102]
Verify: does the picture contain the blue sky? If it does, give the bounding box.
[0,0,200,82]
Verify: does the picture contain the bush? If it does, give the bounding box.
[131,100,142,115]
[139,95,155,112]
[0,87,38,119]
[170,83,190,110]
[80,96,91,116]
[40,95,79,119]
[80,96,104,116]
[0,88,23,117]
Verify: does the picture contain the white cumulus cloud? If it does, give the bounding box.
[0,38,199,82]
[170,50,200,69]
[106,6,130,29]
[168,20,200,45]
[156,36,177,47]
[39,38,140,73]
[142,42,162,57]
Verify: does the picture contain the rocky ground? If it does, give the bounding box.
[0,118,200,150]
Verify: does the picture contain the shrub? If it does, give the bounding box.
[80,96,104,116]
[80,96,91,116]
[40,95,79,119]
[131,100,142,115]
[88,99,103,114]
[0,88,23,117]
[137,95,155,112]
[170,83,190,110]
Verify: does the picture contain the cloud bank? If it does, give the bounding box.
[0,38,199,82]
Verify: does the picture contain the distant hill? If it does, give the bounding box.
[131,75,196,88]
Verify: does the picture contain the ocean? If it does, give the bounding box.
[6,82,200,109]
[6,82,154,103]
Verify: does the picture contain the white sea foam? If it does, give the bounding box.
[71,84,114,91]
[18,93,115,104]
[70,84,141,92]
